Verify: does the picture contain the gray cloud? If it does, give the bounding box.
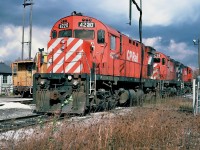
[0,0,199,69]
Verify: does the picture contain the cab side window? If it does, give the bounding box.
[110,35,116,50]
[51,30,57,39]
[162,58,165,65]
[97,30,105,44]
[13,64,17,76]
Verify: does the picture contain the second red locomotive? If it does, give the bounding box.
[33,12,192,114]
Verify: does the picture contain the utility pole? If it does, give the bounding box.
[129,0,143,88]
[22,0,33,60]
[129,0,132,25]
[193,37,200,74]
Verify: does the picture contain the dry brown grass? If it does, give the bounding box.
[1,97,200,150]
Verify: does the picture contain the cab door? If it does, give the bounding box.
[108,34,120,76]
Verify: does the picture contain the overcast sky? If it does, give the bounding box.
[0,0,200,69]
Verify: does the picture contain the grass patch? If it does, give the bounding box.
[1,97,200,149]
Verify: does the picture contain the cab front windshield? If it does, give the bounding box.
[74,30,94,40]
[154,58,160,63]
[58,30,72,38]
[55,29,94,40]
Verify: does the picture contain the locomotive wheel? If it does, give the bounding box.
[119,90,129,105]
[97,100,107,111]
[129,89,136,107]
[135,89,144,107]
[108,99,117,110]
[145,91,156,104]
[21,91,28,98]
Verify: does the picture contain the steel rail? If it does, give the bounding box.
[0,114,45,133]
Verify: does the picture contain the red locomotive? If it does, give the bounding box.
[33,11,192,114]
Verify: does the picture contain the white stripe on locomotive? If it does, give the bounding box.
[65,50,83,73]
[65,39,83,60]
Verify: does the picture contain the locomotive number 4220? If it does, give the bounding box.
[78,22,95,28]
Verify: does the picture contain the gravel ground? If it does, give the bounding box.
[0,108,35,120]
[0,96,35,120]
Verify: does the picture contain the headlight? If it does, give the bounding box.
[40,79,46,85]
[68,75,72,81]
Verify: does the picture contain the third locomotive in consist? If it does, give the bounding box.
[33,11,192,114]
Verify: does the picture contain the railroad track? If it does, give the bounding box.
[0,114,47,133]
[1,94,191,133]
[0,113,76,133]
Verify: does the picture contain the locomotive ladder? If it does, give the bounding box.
[89,63,96,98]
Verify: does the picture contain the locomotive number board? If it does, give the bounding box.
[78,22,95,28]
[154,53,161,58]
[59,23,69,29]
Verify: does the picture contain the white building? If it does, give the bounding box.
[0,62,13,95]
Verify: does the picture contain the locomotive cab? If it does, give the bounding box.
[182,66,193,93]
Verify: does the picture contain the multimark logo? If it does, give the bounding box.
[127,50,138,62]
